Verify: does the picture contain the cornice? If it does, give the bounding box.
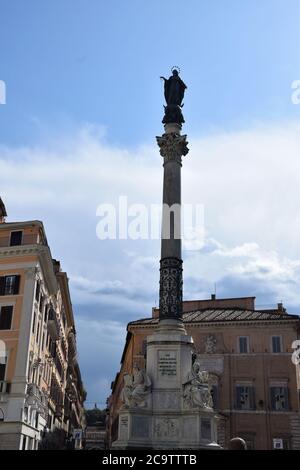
[0,244,57,295]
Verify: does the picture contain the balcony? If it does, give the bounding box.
[47,308,60,341]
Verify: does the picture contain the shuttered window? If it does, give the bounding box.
[0,275,20,296]
[10,231,22,246]
[211,385,219,409]
[0,363,6,381]
[235,386,255,410]
[272,336,282,353]
[238,336,249,353]
[0,306,13,330]
[270,387,289,411]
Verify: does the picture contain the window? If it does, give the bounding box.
[21,435,27,450]
[35,412,39,429]
[211,385,219,409]
[23,407,28,423]
[0,275,20,296]
[273,437,290,449]
[36,321,40,343]
[35,281,40,302]
[272,336,282,353]
[10,231,22,246]
[240,434,255,450]
[235,385,255,410]
[238,336,249,353]
[32,311,36,334]
[44,305,49,323]
[0,361,6,381]
[270,387,289,411]
[39,294,44,313]
[0,306,13,330]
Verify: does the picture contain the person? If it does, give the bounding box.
[229,437,247,450]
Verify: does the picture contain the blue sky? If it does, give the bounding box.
[1,1,300,407]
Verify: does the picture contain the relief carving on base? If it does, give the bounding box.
[154,418,179,439]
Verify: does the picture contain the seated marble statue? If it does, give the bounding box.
[121,365,151,409]
[183,360,213,409]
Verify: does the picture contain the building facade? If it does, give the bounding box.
[107,296,300,450]
[0,199,86,450]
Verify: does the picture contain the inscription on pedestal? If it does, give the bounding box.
[158,350,177,377]
[119,415,128,440]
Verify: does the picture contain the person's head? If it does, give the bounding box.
[172,68,179,76]
[229,437,247,450]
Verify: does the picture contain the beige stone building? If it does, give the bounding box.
[0,198,86,450]
[107,296,300,450]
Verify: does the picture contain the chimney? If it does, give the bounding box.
[0,198,7,223]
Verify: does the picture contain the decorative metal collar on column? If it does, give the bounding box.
[159,257,183,319]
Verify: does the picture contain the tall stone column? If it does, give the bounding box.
[113,70,220,449]
[156,123,188,322]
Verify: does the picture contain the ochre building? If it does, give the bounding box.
[0,199,86,450]
[107,296,300,450]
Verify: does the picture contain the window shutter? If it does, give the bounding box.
[10,231,22,246]
[212,385,219,409]
[284,387,289,410]
[13,275,20,295]
[0,277,5,296]
[270,387,276,410]
[0,363,6,381]
[250,386,256,410]
[236,386,241,409]
[0,306,13,330]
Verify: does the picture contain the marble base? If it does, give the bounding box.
[113,320,220,450]
[112,408,219,449]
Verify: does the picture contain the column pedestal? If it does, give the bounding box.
[113,321,220,449]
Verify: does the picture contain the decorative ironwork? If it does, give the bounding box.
[159,257,182,320]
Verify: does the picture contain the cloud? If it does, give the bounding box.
[75,317,126,407]
[1,120,300,403]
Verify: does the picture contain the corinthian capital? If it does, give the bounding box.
[156,133,189,164]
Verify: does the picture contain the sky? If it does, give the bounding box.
[1,0,300,407]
